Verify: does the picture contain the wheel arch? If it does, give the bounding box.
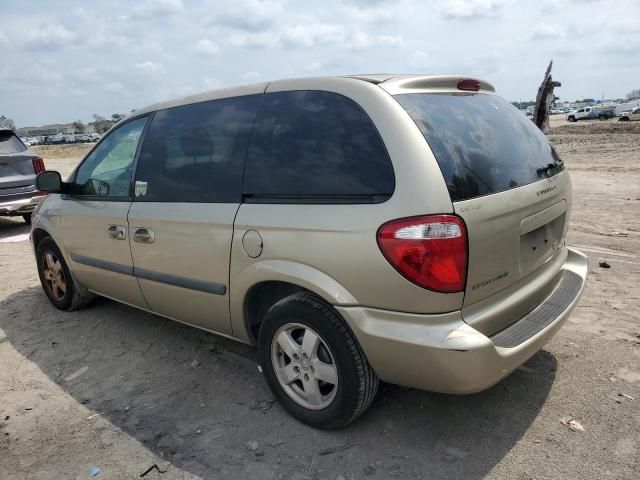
[31,227,51,251]
[231,259,359,345]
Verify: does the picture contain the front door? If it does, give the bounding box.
[60,116,148,308]
[127,94,261,334]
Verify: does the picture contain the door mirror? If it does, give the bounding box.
[36,171,63,193]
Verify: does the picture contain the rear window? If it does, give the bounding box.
[394,93,565,201]
[243,90,394,203]
[0,131,27,154]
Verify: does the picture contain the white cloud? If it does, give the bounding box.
[105,82,125,92]
[131,0,183,19]
[305,61,323,72]
[202,76,224,90]
[194,38,220,56]
[280,24,345,47]
[440,0,511,18]
[346,31,403,50]
[24,24,76,49]
[229,23,402,50]
[135,61,163,73]
[240,71,261,81]
[532,23,567,39]
[407,50,430,69]
[209,0,283,30]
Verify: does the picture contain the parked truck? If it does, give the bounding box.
[566,105,616,122]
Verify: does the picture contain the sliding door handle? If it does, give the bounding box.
[133,228,155,244]
[107,225,126,240]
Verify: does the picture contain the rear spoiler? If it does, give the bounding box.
[379,75,495,95]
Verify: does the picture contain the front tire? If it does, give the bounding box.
[36,237,92,311]
[568,116,576,122]
[22,213,32,224]
[258,292,379,429]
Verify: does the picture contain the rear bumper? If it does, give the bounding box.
[0,194,44,216]
[338,247,588,394]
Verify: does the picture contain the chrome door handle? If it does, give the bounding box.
[107,225,126,240]
[133,228,155,244]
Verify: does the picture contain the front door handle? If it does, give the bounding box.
[133,228,155,244]
[107,225,126,240]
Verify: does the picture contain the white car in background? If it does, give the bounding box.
[618,106,640,122]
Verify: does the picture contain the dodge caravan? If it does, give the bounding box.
[32,75,588,428]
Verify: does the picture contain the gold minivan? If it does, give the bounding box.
[32,75,588,428]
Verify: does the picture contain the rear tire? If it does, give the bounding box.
[22,213,32,224]
[36,237,92,311]
[258,292,379,429]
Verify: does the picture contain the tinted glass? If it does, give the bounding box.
[0,131,27,154]
[395,93,565,201]
[244,90,394,201]
[74,117,147,197]
[135,95,260,203]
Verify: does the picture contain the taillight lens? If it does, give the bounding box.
[32,157,46,174]
[457,78,480,91]
[377,215,468,293]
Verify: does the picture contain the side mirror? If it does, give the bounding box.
[36,171,63,193]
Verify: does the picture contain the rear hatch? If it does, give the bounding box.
[394,89,570,336]
[0,130,39,198]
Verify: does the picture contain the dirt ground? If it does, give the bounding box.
[1,119,639,479]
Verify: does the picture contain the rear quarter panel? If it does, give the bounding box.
[229,77,463,343]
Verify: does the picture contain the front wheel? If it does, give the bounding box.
[258,292,379,429]
[36,237,92,311]
[22,213,32,224]
[568,116,576,122]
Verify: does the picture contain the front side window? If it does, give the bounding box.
[134,95,261,203]
[74,117,147,198]
[243,90,394,202]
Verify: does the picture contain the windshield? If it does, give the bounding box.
[395,93,565,201]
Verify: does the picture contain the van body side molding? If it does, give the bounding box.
[70,254,226,295]
[134,267,227,295]
[70,253,134,276]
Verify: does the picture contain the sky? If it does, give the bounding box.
[1,0,639,127]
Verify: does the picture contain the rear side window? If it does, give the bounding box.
[135,95,260,203]
[243,90,394,203]
[395,93,565,202]
[0,131,27,154]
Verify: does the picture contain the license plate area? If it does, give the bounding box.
[519,212,566,274]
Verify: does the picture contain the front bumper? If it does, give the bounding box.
[0,194,44,216]
[338,247,588,394]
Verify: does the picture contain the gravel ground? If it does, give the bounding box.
[1,122,639,479]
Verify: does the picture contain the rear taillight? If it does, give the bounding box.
[32,157,46,174]
[377,215,468,293]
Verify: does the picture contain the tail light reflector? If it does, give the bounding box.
[32,157,46,174]
[377,215,468,293]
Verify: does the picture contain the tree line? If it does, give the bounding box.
[0,113,127,133]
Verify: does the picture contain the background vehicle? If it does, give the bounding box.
[31,75,587,428]
[618,106,640,121]
[615,102,640,116]
[0,127,46,223]
[566,105,615,122]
